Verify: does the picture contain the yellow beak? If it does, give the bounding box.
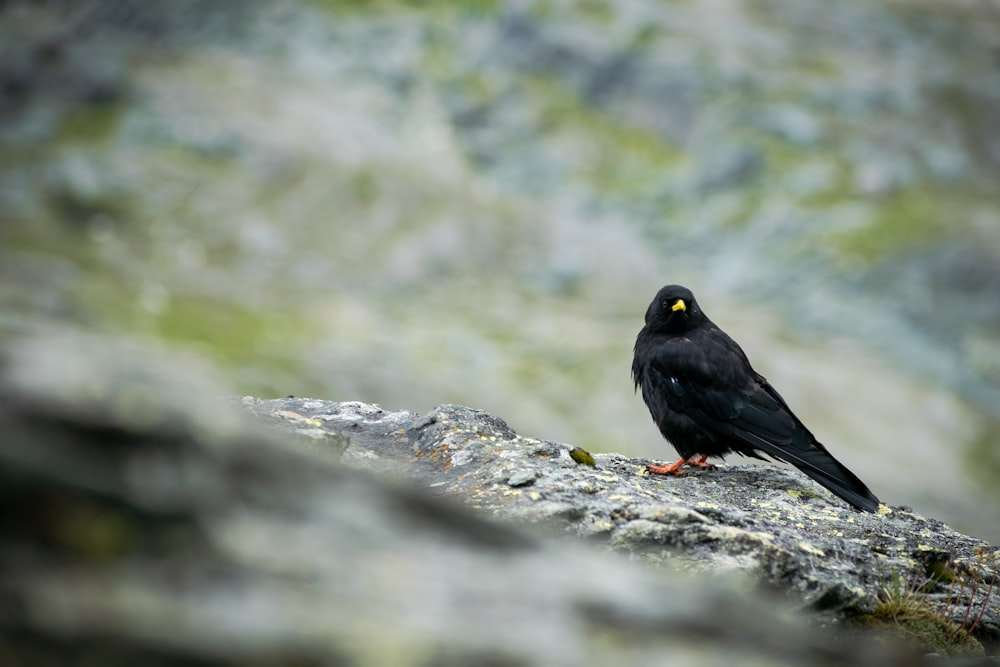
[671,299,687,312]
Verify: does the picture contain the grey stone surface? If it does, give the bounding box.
[241,398,1000,648]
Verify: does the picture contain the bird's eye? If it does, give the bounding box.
[660,300,670,309]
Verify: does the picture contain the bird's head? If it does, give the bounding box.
[643,284,704,333]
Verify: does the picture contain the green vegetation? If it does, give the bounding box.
[523,75,687,198]
[131,295,323,397]
[854,551,998,656]
[569,446,596,466]
[57,104,124,145]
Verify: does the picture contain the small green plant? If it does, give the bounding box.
[940,547,998,645]
[860,568,986,656]
[874,572,941,629]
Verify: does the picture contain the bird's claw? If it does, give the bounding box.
[647,455,711,476]
[687,455,711,469]
[647,462,686,475]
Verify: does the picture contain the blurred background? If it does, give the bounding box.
[1,0,998,541]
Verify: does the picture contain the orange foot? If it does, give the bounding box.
[688,454,710,468]
[647,454,710,475]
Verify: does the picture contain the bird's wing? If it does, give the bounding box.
[644,329,795,444]
[658,354,801,451]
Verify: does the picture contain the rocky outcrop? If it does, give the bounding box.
[0,334,996,664]
[242,398,1000,648]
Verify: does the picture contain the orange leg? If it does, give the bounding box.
[687,454,710,468]
[647,456,688,475]
[647,454,711,475]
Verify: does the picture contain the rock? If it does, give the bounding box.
[507,470,538,487]
[242,399,1000,654]
[0,333,936,666]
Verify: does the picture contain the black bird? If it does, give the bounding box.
[632,284,881,512]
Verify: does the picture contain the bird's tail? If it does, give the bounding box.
[739,431,880,512]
